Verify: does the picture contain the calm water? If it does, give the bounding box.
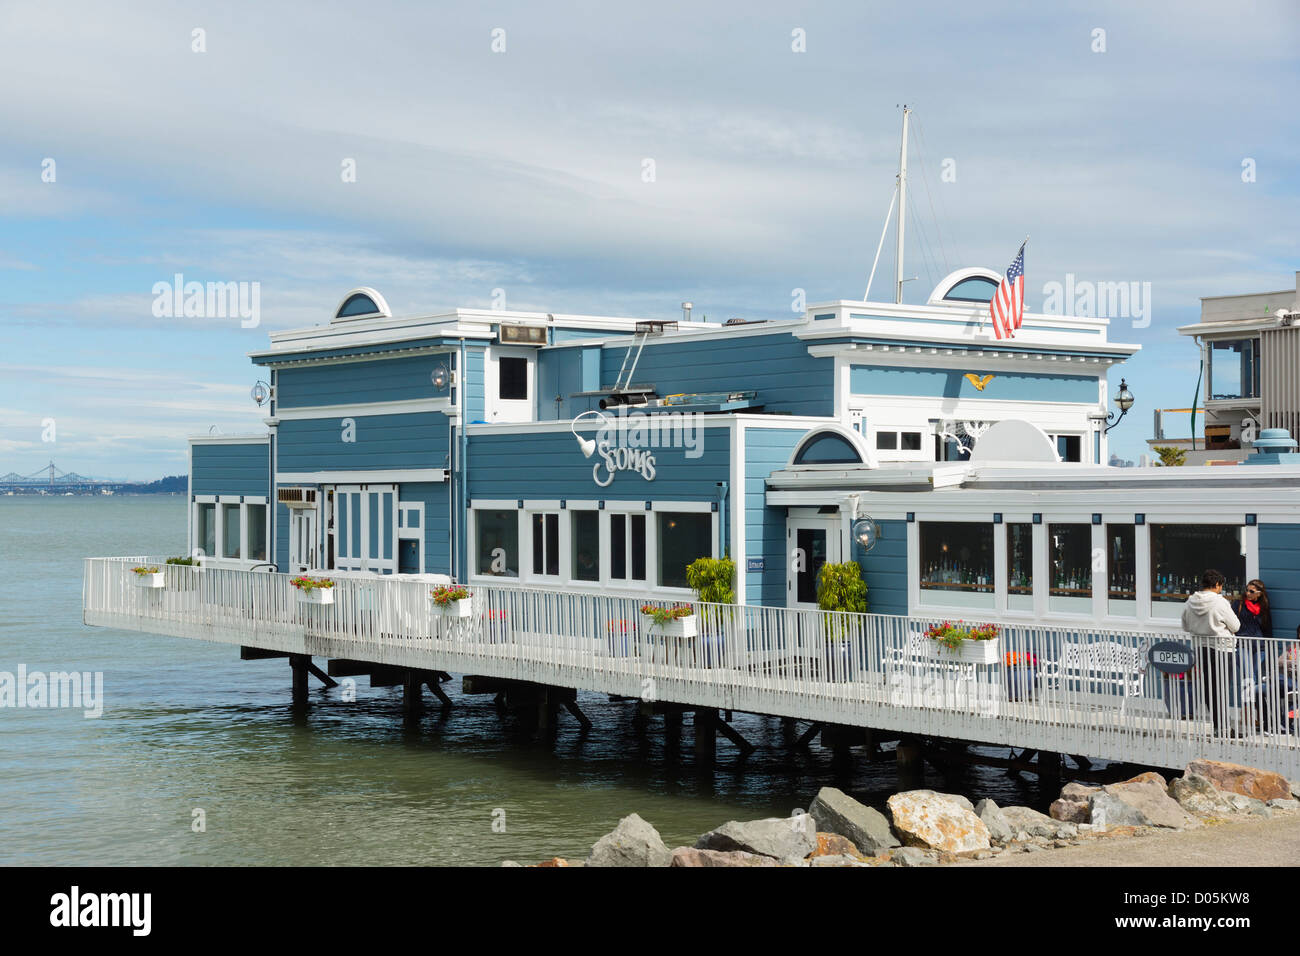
[0,496,1054,866]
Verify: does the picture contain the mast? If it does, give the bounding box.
[895,105,910,305]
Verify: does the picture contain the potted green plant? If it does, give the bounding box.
[291,575,335,605]
[925,621,1000,663]
[131,565,165,589]
[431,584,472,617]
[686,555,734,666]
[816,561,868,681]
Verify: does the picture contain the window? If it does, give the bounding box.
[531,512,560,577]
[793,431,862,464]
[1106,524,1136,616]
[571,511,599,582]
[247,504,267,562]
[476,510,519,577]
[1208,338,1260,401]
[196,503,216,557]
[943,276,998,303]
[900,431,922,451]
[1052,435,1082,462]
[1006,523,1034,611]
[499,357,528,401]
[1151,525,1245,606]
[221,503,241,558]
[1048,524,1092,612]
[876,430,924,455]
[657,512,712,589]
[876,432,897,450]
[336,292,382,317]
[610,513,647,582]
[919,522,994,608]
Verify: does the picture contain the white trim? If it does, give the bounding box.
[194,494,218,503]
[731,420,745,606]
[522,499,563,510]
[332,286,392,322]
[274,397,452,419]
[467,417,738,436]
[188,434,270,445]
[471,498,520,510]
[276,469,448,484]
[788,423,879,469]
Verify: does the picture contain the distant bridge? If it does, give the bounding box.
[0,461,145,493]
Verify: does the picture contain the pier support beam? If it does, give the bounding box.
[896,736,925,789]
[289,654,310,709]
[694,708,717,761]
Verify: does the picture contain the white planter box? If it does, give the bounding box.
[928,636,1000,664]
[132,572,165,589]
[646,614,697,639]
[436,597,473,618]
[296,587,334,605]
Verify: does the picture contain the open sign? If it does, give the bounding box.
[1148,641,1194,675]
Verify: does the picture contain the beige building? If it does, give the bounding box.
[1150,271,1300,464]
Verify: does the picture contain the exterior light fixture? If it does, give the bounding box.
[431,364,453,390]
[1102,378,1134,434]
[846,492,879,552]
[250,381,271,407]
[571,409,609,458]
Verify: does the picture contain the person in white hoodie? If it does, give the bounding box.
[1181,568,1241,735]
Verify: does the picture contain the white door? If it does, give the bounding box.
[485,346,536,422]
[332,484,399,573]
[786,515,844,609]
[289,507,318,572]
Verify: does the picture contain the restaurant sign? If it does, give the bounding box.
[1147,640,1194,675]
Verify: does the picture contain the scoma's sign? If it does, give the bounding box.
[570,408,703,487]
[1147,641,1194,675]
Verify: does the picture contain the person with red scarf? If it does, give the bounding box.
[1232,580,1273,730]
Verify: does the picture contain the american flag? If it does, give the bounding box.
[990,242,1026,340]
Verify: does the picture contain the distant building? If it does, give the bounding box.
[1108,453,1135,468]
[1149,271,1300,465]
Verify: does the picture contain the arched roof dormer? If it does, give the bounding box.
[927,267,1002,306]
[788,424,879,469]
[332,287,392,323]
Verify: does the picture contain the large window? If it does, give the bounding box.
[531,513,560,577]
[1151,525,1245,605]
[1106,524,1136,616]
[571,511,599,582]
[221,504,241,559]
[1006,523,1034,611]
[610,513,647,582]
[476,510,519,577]
[1208,338,1260,401]
[919,522,994,608]
[657,512,712,589]
[1048,524,1092,613]
[247,504,267,562]
[197,503,216,557]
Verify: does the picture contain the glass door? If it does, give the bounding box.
[786,515,843,609]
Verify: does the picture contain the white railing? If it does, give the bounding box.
[82,558,1300,777]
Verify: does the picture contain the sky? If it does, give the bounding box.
[1,0,1297,479]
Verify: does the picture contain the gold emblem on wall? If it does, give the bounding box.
[964,373,995,391]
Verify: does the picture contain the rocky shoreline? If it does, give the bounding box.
[503,758,1300,867]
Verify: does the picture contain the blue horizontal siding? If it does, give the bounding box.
[402,481,453,575]
[191,442,269,497]
[857,519,908,616]
[744,427,807,606]
[599,332,833,417]
[467,427,730,501]
[1260,524,1300,640]
[851,365,1098,404]
[277,412,450,473]
[277,355,451,408]
[464,349,485,423]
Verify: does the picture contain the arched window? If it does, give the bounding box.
[943,276,999,303]
[792,432,864,465]
[336,293,382,318]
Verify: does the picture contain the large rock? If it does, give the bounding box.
[1185,760,1291,802]
[669,847,779,867]
[888,846,940,867]
[586,813,672,867]
[1001,804,1077,840]
[695,815,818,861]
[808,787,900,854]
[1090,779,1196,829]
[809,832,867,860]
[1223,792,1272,817]
[1050,782,1101,823]
[1168,772,1236,818]
[808,853,872,867]
[886,790,990,854]
[974,799,1016,844]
